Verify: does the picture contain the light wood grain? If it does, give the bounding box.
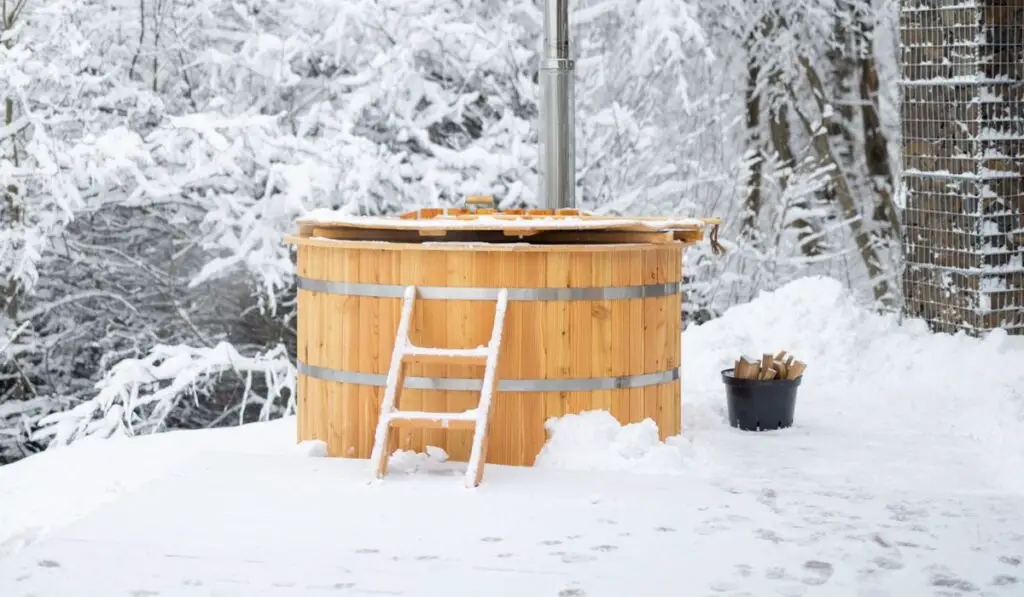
[294,242,683,466]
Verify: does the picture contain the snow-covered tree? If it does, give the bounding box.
[0,0,902,464]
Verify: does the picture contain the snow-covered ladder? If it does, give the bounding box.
[368,285,509,488]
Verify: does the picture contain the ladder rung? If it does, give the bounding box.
[403,345,489,366]
[386,410,479,431]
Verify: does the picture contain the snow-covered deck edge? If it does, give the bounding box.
[296,210,710,232]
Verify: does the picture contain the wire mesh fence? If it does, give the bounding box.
[899,0,1024,336]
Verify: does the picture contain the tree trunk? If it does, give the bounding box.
[823,0,859,206]
[858,19,901,240]
[793,58,893,303]
[743,52,762,241]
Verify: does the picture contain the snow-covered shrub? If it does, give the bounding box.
[0,0,903,462]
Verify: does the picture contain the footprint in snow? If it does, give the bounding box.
[480,537,502,543]
[801,560,834,585]
[872,556,904,571]
[992,575,1018,586]
[999,556,1021,567]
[928,566,978,593]
[708,579,741,592]
[558,588,586,597]
[590,545,618,552]
[754,528,783,544]
[558,552,597,564]
[654,526,676,533]
[540,539,562,546]
[354,548,379,555]
[930,575,977,592]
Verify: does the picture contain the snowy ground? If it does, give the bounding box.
[0,276,1022,596]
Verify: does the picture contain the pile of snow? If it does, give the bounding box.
[535,276,1024,490]
[681,276,1024,443]
[535,412,690,475]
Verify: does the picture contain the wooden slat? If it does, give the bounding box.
[542,250,571,435]
[591,250,614,418]
[626,249,644,426]
[519,251,546,464]
[568,251,593,417]
[340,249,360,457]
[357,249,380,457]
[494,252,521,465]
[443,249,476,460]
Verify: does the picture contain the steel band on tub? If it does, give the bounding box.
[297,362,679,392]
[297,276,681,301]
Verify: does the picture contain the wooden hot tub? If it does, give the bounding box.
[285,209,718,467]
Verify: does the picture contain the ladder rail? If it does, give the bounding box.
[464,288,509,488]
[368,285,417,475]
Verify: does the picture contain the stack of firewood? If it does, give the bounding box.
[733,350,806,381]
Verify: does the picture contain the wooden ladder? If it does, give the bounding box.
[368,285,509,488]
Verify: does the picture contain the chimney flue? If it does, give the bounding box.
[538,0,575,210]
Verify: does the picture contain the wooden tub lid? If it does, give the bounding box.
[289,203,723,250]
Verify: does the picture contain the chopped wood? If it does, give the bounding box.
[734,357,760,379]
[466,195,494,206]
[786,360,807,380]
[730,351,807,382]
[758,354,773,379]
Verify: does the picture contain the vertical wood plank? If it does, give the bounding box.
[376,249,401,457]
[324,249,342,455]
[543,250,571,428]
[444,250,476,461]
[610,250,633,424]
[340,248,361,457]
[471,249,503,464]
[519,251,547,464]
[420,250,448,452]
[491,251,520,465]
[398,249,424,452]
[590,250,614,417]
[356,249,381,458]
[568,252,593,416]
[629,249,646,425]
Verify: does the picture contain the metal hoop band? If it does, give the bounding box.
[297,361,679,392]
[297,277,680,301]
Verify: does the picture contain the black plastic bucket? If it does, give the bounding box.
[721,368,802,431]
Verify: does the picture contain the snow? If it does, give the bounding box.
[1,276,1023,595]
[297,210,706,231]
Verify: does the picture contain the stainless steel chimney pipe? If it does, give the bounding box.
[538,0,575,210]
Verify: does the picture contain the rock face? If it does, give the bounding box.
[901,0,1024,335]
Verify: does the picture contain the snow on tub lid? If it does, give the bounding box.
[291,198,724,250]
